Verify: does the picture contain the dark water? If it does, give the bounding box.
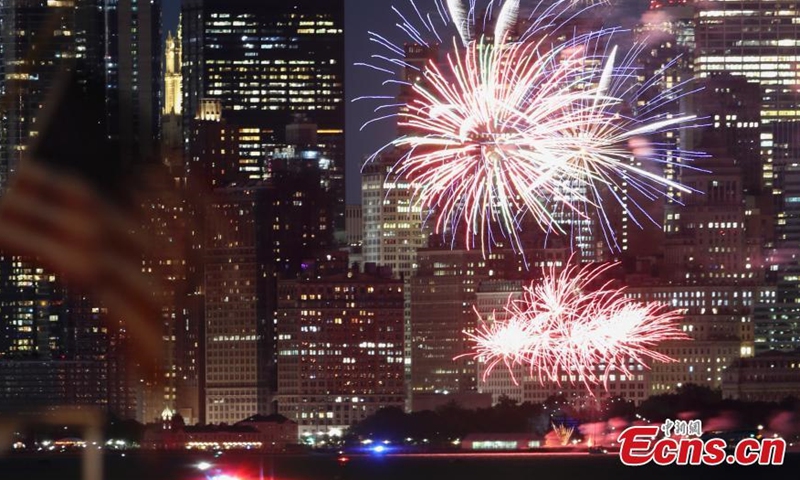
[2,451,799,480]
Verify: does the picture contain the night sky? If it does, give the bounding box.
[162,0,650,204]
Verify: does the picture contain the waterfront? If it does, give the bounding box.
[2,451,800,480]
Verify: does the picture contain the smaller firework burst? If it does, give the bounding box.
[552,422,575,446]
[458,260,689,392]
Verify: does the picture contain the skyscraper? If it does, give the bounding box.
[361,150,430,408]
[0,1,89,402]
[631,1,695,260]
[757,121,800,352]
[0,0,162,420]
[695,1,800,175]
[163,24,184,176]
[181,0,345,227]
[695,0,800,219]
[106,0,162,165]
[409,248,527,409]
[696,1,800,351]
[164,26,182,117]
[662,148,761,284]
[473,279,525,405]
[204,185,274,425]
[187,99,280,189]
[204,162,332,424]
[361,150,429,280]
[276,266,404,439]
[1,0,77,192]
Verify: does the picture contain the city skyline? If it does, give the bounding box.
[161,0,664,204]
[2,0,800,459]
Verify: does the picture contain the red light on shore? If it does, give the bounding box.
[338,456,350,464]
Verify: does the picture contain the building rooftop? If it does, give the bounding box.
[237,414,293,424]
[186,424,258,434]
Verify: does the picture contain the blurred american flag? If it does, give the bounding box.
[0,64,164,374]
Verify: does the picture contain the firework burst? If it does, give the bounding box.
[552,422,575,446]
[458,261,689,391]
[357,0,703,255]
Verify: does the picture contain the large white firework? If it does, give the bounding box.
[357,0,703,255]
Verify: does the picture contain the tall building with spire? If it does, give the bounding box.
[162,24,184,178]
[164,26,182,116]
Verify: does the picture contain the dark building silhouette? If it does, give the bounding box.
[204,161,332,424]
